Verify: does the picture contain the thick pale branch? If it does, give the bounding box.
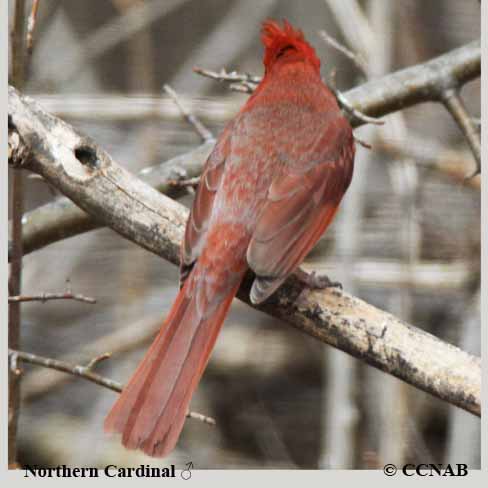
[238,274,480,417]
[195,40,480,126]
[8,141,213,261]
[345,40,480,123]
[8,41,480,261]
[8,86,481,416]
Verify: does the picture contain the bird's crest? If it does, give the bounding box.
[261,19,320,71]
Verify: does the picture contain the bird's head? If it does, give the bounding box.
[261,19,321,74]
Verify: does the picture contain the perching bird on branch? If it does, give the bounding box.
[105,19,355,457]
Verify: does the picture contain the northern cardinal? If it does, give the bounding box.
[105,19,355,457]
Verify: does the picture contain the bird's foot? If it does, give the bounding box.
[295,268,342,290]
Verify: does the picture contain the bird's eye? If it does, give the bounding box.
[276,45,295,58]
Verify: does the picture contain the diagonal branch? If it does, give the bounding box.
[8,85,481,417]
[318,29,368,74]
[163,84,215,143]
[8,40,481,262]
[195,40,480,124]
[8,141,214,261]
[441,89,481,177]
[9,349,215,425]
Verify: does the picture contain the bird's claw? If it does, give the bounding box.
[295,269,343,290]
[308,271,343,290]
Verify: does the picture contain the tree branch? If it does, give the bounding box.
[8,141,214,261]
[8,292,97,304]
[163,83,215,143]
[8,85,481,417]
[21,314,163,402]
[9,348,216,426]
[8,0,27,467]
[318,29,368,74]
[8,40,480,261]
[441,88,481,177]
[195,40,480,125]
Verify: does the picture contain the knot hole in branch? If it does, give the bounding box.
[75,145,99,168]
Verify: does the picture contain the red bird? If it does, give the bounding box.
[105,19,355,457]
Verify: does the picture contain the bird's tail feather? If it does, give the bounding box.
[104,274,240,457]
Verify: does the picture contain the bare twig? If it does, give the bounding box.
[8,292,97,304]
[9,352,22,377]
[196,41,480,127]
[22,314,162,402]
[323,0,376,63]
[9,349,216,425]
[193,66,260,93]
[193,66,261,85]
[441,89,481,177]
[18,258,476,400]
[85,352,112,370]
[9,348,121,393]
[354,136,372,149]
[195,65,384,125]
[8,86,481,417]
[26,0,40,55]
[319,29,368,74]
[168,176,200,188]
[228,81,256,94]
[186,411,216,426]
[163,84,214,143]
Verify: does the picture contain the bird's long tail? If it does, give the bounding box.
[104,267,242,457]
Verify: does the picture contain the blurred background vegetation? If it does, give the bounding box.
[8,0,480,469]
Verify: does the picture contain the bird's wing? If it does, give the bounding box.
[247,117,355,304]
[180,124,233,283]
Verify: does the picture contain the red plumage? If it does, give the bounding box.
[104,19,355,457]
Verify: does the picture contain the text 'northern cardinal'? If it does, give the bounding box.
[105,19,355,457]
